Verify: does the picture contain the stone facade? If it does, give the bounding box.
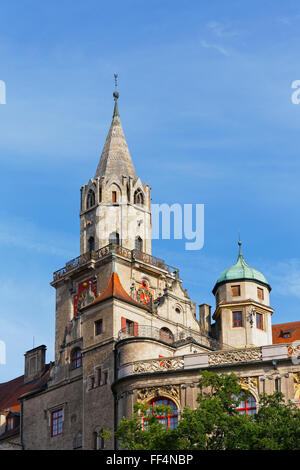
[1,93,300,450]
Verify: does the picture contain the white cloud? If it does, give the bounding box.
[206,21,239,38]
[200,40,229,56]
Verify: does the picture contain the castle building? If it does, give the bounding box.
[0,91,300,450]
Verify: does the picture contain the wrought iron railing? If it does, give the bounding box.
[117,325,224,351]
[53,244,179,281]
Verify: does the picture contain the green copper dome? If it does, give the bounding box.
[215,242,269,289]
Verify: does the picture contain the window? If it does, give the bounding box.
[7,417,14,431]
[51,409,63,437]
[159,327,174,344]
[257,287,264,300]
[135,236,143,252]
[232,311,242,327]
[87,190,96,209]
[143,398,178,429]
[93,429,105,450]
[126,319,134,335]
[96,368,102,387]
[88,236,95,252]
[231,285,241,297]
[95,319,103,336]
[134,189,144,205]
[121,317,138,336]
[71,348,82,370]
[112,191,117,203]
[103,371,108,385]
[233,392,256,416]
[109,231,120,245]
[256,313,263,330]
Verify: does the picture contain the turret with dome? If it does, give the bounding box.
[211,241,274,348]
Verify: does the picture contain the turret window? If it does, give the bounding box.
[257,287,264,300]
[232,311,242,328]
[231,285,241,297]
[112,191,117,203]
[256,313,263,330]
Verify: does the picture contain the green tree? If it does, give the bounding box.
[116,371,300,450]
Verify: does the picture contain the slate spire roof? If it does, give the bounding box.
[95,92,137,181]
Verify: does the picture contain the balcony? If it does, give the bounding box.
[53,244,179,282]
[117,325,224,351]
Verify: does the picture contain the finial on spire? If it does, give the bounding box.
[113,73,119,101]
[238,232,242,257]
[112,73,120,118]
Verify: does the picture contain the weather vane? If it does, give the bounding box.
[113,73,119,101]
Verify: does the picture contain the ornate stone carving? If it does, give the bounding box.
[208,348,262,366]
[136,385,180,404]
[133,357,184,374]
[239,376,259,391]
[293,372,300,399]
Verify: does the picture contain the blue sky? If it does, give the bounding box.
[1,0,300,381]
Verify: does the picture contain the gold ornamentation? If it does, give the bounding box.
[239,376,259,391]
[136,385,180,405]
[293,372,300,399]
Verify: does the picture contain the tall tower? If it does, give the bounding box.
[80,91,152,255]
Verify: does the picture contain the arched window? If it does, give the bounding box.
[93,429,104,450]
[109,232,120,245]
[135,236,143,251]
[88,236,95,252]
[134,189,144,205]
[159,327,174,344]
[144,397,178,429]
[71,348,82,370]
[233,391,257,416]
[87,190,96,209]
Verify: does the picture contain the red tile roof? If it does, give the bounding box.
[272,321,300,344]
[0,368,49,414]
[80,272,150,311]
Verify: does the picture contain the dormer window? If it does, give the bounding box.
[231,285,240,297]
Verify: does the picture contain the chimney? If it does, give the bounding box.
[24,345,46,384]
[199,304,211,335]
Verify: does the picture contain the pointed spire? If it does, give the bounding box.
[95,76,136,180]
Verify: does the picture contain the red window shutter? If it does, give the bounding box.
[134,322,139,336]
[121,317,126,332]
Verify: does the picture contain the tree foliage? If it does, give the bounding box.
[116,371,300,450]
